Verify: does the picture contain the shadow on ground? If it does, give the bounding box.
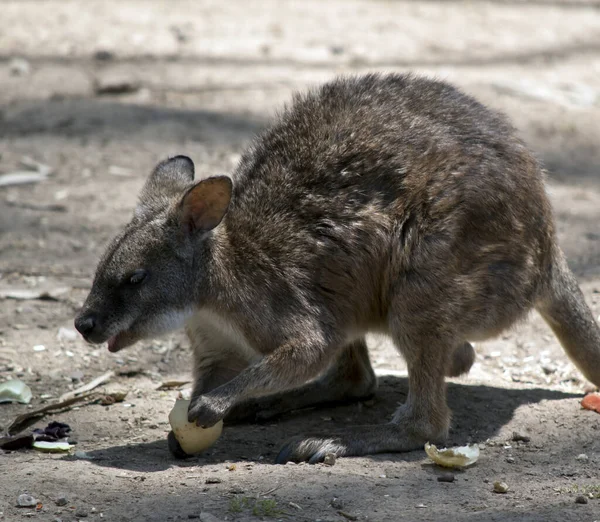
[0,99,265,144]
[76,375,580,473]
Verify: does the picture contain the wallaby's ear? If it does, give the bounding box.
[136,156,196,218]
[147,155,195,187]
[180,176,232,234]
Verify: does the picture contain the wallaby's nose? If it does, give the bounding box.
[75,314,96,339]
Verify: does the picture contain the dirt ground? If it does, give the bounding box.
[1,1,600,521]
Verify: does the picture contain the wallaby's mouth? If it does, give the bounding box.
[107,331,136,352]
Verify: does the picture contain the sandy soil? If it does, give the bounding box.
[1,1,600,521]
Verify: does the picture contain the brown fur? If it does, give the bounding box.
[75,73,600,463]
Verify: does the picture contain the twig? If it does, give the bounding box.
[59,370,115,402]
[0,171,47,187]
[156,380,191,391]
[260,484,281,496]
[7,392,98,435]
[5,200,67,212]
[338,511,359,521]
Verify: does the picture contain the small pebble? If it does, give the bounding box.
[493,481,509,494]
[57,327,78,342]
[75,510,88,517]
[94,50,115,61]
[17,494,37,507]
[331,498,344,509]
[55,495,68,506]
[575,495,588,505]
[205,477,222,484]
[70,370,85,382]
[511,432,531,443]
[575,454,589,462]
[323,453,336,466]
[437,473,455,483]
[506,457,515,464]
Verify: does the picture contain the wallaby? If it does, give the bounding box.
[75,73,600,463]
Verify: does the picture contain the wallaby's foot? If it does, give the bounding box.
[446,342,476,378]
[226,339,376,424]
[276,409,448,464]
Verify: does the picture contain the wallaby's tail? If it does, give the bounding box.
[536,248,600,388]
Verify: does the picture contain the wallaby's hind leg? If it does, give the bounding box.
[277,321,452,463]
[536,248,600,387]
[226,339,376,423]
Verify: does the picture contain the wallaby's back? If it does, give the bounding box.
[221,74,555,341]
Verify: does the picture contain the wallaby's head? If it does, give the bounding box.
[74,156,232,352]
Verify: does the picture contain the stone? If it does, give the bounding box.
[493,481,509,494]
[323,453,336,466]
[17,494,37,507]
[331,498,344,509]
[511,432,531,443]
[437,473,455,483]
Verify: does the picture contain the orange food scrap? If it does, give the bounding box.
[36,502,43,511]
[581,393,600,413]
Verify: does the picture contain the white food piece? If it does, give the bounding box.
[0,379,33,404]
[424,442,480,468]
[168,398,223,455]
[33,441,72,453]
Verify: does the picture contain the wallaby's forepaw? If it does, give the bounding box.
[276,435,349,464]
[187,395,228,428]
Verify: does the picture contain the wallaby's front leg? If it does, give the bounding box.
[187,334,337,427]
[226,339,377,423]
[186,326,254,407]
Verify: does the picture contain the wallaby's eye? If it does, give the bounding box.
[128,269,148,286]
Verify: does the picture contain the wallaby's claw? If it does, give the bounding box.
[187,395,227,428]
[276,435,348,464]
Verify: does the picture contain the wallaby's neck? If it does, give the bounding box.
[198,224,250,314]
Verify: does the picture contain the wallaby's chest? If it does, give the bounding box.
[185,309,261,364]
